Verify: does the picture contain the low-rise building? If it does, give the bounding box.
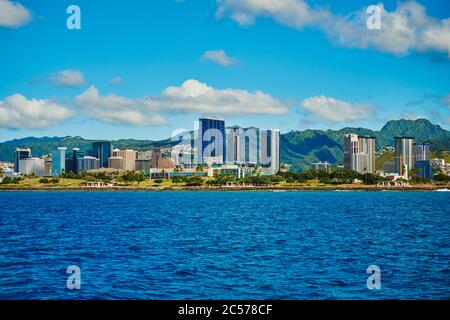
[150,168,207,179]
[108,156,124,170]
[77,156,100,173]
[383,161,396,173]
[208,164,253,179]
[430,158,445,171]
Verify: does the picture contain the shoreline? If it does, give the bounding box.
[0,185,449,192]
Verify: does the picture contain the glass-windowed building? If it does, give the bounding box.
[196,117,226,165]
[77,156,100,173]
[413,142,431,162]
[358,136,376,174]
[226,127,259,165]
[414,160,433,180]
[65,148,85,174]
[51,147,67,176]
[14,148,31,173]
[92,141,112,168]
[395,137,414,175]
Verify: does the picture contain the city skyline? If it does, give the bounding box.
[0,0,449,142]
[7,115,282,176]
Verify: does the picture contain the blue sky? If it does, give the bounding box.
[0,0,449,141]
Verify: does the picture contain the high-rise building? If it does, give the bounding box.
[344,134,359,171]
[19,158,45,177]
[77,156,100,173]
[395,137,414,175]
[92,141,112,168]
[65,148,85,174]
[116,149,137,171]
[196,117,226,165]
[413,142,431,162]
[14,148,31,173]
[51,147,67,176]
[344,134,376,174]
[151,149,163,168]
[226,127,259,165]
[260,129,280,175]
[358,136,376,174]
[355,153,369,174]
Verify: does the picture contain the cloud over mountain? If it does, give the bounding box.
[301,95,374,122]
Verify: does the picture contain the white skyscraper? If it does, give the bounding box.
[344,134,376,174]
[260,129,280,175]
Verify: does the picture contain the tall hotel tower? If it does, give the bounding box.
[344,134,376,174]
[260,129,280,175]
[226,127,259,164]
[413,141,431,162]
[358,136,376,174]
[395,137,414,176]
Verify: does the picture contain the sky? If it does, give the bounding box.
[0,0,449,142]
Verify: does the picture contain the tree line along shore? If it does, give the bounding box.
[0,168,449,191]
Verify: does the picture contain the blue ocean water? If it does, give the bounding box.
[0,191,449,300]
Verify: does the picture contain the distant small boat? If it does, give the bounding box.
[273,190,287,192]
[436,188,450,192]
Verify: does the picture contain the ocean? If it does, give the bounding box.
[0,191,449,299]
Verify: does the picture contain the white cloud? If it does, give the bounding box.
[216,0,326,28]
[201,50,238,66]
[49,70,86,88]
[0,94,74,129]
[143,79,289,116]
[301,95,374,122]
[323,2,450,57]
[109,76,123,86]
[75,86,168,126]
[216,0,450,57]
[1,80,288,129]
[0,0,31,28]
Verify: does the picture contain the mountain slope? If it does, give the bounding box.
[281,119,450,171]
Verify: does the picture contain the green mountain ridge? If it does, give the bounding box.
[1,119,449,172]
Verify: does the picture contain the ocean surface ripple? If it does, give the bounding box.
[0,191,449,300]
